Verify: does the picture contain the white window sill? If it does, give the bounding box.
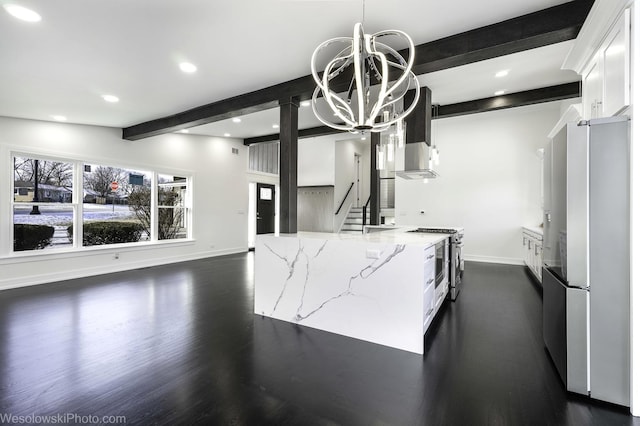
[0,239,196,264]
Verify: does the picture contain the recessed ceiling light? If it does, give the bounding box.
[179,62,197,73]
[494,90,506,96]
[300,101,311,107]
[180,129,189,133]
[272,124,279,129]
[51,115,67,122]
[232,117,241,123]
[102,94,119,103]
[3,4,41,22]
[224,133,231,137]
[360,136,366,141]
[495,69,509,78]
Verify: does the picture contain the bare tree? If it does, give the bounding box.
[84,166,127,198]
[14,157,72,187]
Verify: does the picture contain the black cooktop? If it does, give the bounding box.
[407,228,458,234]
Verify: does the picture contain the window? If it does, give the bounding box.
[157,174,189,240]
[82,164,152,246]
[10,153,192,253]
[12,156,74,251]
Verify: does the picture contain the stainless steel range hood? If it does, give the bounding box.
[396,86,438,180]
[396,142,438,179]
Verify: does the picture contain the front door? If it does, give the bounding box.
[256,183,275,234]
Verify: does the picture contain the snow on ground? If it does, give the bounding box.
[13,204,137,226]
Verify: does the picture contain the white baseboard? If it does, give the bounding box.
[465,254,524,266]
[0,247,248,291]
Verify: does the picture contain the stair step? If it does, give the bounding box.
[341,225,363,231]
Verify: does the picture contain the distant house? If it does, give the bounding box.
[13,181,72,203]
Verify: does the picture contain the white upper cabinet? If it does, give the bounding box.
[581,9,630,119]
[564,3,632,120]
[583,57,603,119]
[602,9,630,117]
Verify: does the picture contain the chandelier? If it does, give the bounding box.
[311,22,420,133]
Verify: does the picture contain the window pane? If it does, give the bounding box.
[82,164,151,246]
[13,156,73,203]
[158,207,187,240]
[13,206,73,251]
[157,174,188,240]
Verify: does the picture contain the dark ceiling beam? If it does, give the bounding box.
[244,125,338,145]
[405,0,593,75]
[244,82,581,144]
[434,82,580,119]
[123,0,593,141]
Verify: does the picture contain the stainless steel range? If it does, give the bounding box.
[407,227,464,301]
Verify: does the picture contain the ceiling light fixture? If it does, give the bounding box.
[102,94,119,103]
[272,124,279,129]
[300,101,311,107]
[494,90,506,96]
[224,133,231,137]
[51,115,67,122]
[180,129,189,133]
[179,62,197,73]
[495,69,509,78]
[3,4,41,22]
[232,118,241,123]
[311,20,420,133]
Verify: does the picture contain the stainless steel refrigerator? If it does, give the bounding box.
[542,115,630,407]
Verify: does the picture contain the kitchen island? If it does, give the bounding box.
[254,229,450,354]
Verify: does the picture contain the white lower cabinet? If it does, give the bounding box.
[522,227,543,282]
[423,245,436,333]
[423,283,435,333]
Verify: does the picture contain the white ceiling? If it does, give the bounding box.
[0,0,580,139]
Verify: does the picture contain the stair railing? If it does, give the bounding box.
[335,182,354,215]
[362,196,371,232]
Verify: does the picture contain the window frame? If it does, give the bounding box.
[8,150,194,256]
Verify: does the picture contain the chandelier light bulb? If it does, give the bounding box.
[311,23,420,133]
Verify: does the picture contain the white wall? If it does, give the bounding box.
[298,137,335,186]
[0,116,249,289]
[396,101,564,264]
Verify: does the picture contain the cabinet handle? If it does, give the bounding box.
[426,308,434,316]
[535,246,539,255]
[523,237,526,245]
[426,254,435,260]
[427,278,434,285]
[528,240,531,249]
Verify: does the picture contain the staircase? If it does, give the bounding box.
[340,206,369,233]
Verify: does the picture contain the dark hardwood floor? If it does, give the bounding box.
[0,254,638,425]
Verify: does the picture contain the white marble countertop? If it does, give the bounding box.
[270,227,449,246]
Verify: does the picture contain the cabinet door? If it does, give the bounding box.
[583,57,603,120]
[602,9,630,117]
[423,283,435,333]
